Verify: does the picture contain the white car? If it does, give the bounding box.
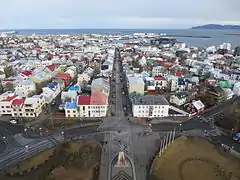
[10,119,17,124]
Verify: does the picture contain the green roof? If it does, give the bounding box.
[219,81,232,88]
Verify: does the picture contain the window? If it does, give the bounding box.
[26,113,29,116]
[67,110,70,113]
[73,111,76,113]
[14,113,17,116]
[1,106,4,108]
[3,110,5,112]
[6,106,10,108]
[19,109,22,111]
[20,113,22,116]
[83,106,85,111]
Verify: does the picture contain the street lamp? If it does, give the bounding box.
[25,145,29,152]
[179,123,182,132]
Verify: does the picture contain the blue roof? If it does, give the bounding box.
[68,85,80,91]
[65,100,77,109]
[46,82,58,89]
[178,78,185,85]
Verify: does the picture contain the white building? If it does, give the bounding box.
[169,92,188,106]
[132,95,169,118]
[127,75,145,95]
[61,91,78,104]
[233,82,240,96]
[154,76,168,89]
[166,75,178,92]
[76,92,108,118]
[0,92,19,116]
[152,66,165,77]
[15,79,36,97]
[77,73,91,86]
[23,95,45,117]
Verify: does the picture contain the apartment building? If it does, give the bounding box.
[132,95,169,118]
[127,75,145,95]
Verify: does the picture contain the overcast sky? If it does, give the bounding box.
[1,0,240,29]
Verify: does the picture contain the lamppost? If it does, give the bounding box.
[2,136,6,144]
[25,145,29,152]
[231,128,235,136]
[39,127,43,136]
[179,123,183,132]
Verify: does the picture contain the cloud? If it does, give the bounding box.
[0,0,240,29]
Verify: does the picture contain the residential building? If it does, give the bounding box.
[166,75,178,92]
[145,77,156,92]
[132,95,169,118]
[127,75,145,95]
[185,100,205,114]
[42,82,61,103]
[170,92,188,106]
[61,91,78,104]
[77,73,91,86]
[76,92,108,118]
[65,100,78,118]
[15,79,36,97]
[152,66,165,77]
[154,76,168,89]
[23,95,45,117]
[91,77,110,96]
[0,92,19,116]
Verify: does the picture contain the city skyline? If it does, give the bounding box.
[1,0,240,29]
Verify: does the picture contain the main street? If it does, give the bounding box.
[0,48,239,180]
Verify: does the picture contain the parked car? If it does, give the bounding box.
[233,133,240,143]
[10,119,17,124]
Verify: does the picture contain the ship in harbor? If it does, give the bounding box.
[0,31,18,36]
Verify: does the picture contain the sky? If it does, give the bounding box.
[1,0,240,29]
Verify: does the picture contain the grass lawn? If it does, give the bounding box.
[150,136,240,180]
[46,140,101,180]
[1,140,101,180]
[7,148,55,175]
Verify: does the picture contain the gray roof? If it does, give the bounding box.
[132,95,169,105]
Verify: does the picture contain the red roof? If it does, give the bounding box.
[200,82,211,86]
[90,92,107,105]
[77,96,91,105]
[154,76,165,81]
[175,72,183,77]
[2,79,15,82]
[21,71,32,77]
[11,98,25,106]
[2,95,18,102]
[47,64,55,72]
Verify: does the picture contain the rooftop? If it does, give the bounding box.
[65,100,77,109]
[68,85,80,91]
[2,95,18,102]
[12,98,25,106]
[77,95,91,105]
[132,95,169,105]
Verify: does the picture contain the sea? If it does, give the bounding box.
[2,29,240,48]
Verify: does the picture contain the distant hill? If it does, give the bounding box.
[192,24,240,30]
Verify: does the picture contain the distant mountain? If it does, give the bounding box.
[192,24,240,30]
